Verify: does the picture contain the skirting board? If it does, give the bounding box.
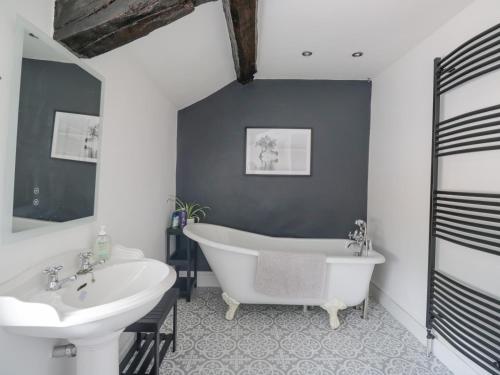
[177,270,220,287]
[370,282,487,375]
[197,271,220,287]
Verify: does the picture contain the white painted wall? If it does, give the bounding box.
[368,0,500,374]
[0,1,177,374]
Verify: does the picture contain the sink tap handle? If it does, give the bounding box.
[79,251,93,260]
[43,265,63,275]
[78,251,95,273]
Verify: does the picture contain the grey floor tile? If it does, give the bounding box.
[160,288,452,375]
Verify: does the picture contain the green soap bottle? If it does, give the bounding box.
[94,225,112,261]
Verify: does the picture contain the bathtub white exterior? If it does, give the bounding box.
[183,223,385,307]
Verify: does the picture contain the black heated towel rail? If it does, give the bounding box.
[427,22,500,375]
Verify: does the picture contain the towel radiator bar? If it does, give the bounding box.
[427,22,500,375]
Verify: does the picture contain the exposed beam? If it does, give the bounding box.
[222,0,257,84]
[54,0,216,58]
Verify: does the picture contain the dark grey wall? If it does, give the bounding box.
[13,58,101,222]
[177,80,371,270]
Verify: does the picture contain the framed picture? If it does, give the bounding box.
[245,128,312,176]
[51,111,100,163]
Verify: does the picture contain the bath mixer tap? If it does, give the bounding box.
[347,219,369,256]
[44,265,77,291]
[77,251,105,275]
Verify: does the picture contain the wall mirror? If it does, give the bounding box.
[2,19,104,242]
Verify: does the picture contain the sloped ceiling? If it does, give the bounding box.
[121,1,236,109]
[120,0,473,109]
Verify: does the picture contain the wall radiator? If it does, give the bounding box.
[427,23,500,374]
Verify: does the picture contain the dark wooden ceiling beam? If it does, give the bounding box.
[222,0,257,84]
[54,0,216,58]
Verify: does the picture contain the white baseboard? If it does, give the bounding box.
[197,271,220,287]
[370,283,487,375]
[177,270,220,287]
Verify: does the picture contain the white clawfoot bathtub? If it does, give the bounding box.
[183,223,385,328]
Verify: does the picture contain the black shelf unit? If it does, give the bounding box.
[166,227,197,302]
[120,288,178,375]
[427,23,500,375]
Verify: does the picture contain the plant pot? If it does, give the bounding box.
[186,218,196,225]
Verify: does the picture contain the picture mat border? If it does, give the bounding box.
[50,110,100,163]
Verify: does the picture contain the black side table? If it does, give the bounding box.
[120,288,178,375]
[166,227,197,302]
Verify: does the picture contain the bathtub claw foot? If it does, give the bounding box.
[321,299,347,329]
[222,292,240,320]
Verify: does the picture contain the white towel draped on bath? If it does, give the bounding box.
[254,251,327,299]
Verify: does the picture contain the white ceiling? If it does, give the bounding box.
[120,0,474,109]
[256,0,473,80]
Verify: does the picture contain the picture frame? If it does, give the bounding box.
[50,111,100,163]
[245,127,312,176]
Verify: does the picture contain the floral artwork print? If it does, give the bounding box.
[245,128,311,175]
[255,135,279,171]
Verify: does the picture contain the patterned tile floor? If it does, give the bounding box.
[160,288,452,375]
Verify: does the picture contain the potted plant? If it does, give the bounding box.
[172,196,210,225]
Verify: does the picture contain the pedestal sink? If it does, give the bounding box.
[0,246,176,375]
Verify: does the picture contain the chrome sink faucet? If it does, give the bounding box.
[43,265,77,291]
[347,219,370,256]
[77,251,105,275]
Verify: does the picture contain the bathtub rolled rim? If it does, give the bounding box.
[183,223,385,265]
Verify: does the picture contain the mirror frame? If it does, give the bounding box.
[1,17,105,244]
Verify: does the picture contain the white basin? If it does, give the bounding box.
[0,246,176,375]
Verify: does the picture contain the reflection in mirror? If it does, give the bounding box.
[11,29,102,233]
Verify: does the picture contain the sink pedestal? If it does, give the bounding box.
[72,331,122,375]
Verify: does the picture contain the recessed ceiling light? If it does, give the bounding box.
[302,51,313,57]
[352,51,364,57]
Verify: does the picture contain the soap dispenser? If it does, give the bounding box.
[94,225,112,261]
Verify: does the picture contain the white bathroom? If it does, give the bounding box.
[0,1,499,374]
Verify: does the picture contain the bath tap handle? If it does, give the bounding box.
[349,229,362,240]
[355,219,366,227]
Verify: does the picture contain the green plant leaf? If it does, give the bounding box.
[169,197,209,220]
[190,207,208,218]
